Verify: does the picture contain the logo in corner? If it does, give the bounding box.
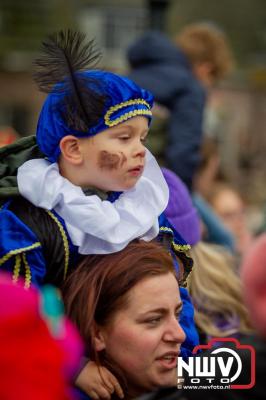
[177,338,256,390]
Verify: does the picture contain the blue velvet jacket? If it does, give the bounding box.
[0,194,198,357]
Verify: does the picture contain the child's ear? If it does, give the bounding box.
[93,324,107,352]
[59,135,82,165]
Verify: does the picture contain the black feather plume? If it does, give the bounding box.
[33,29,106,132]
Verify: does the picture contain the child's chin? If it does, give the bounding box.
[109,177,141,192]
[120,182,138,191]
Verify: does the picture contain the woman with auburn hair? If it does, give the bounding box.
[62,240,185,400]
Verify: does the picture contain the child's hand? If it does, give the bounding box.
[75,360,124,399]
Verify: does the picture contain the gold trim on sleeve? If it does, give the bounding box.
[45,210,70,279]
[0,242,41,266]
[12,254,22,284]
[22,252,31,289]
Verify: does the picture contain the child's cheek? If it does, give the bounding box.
[98,150,126,170]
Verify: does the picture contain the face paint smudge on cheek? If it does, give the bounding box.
[98,150,127,170]
[119,152,127,167]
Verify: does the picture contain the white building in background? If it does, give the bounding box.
[77,0,148,71]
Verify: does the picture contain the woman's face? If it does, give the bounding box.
[97,272,185,396]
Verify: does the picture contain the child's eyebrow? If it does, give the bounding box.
[109,125,133,136]
[109,125,149,136]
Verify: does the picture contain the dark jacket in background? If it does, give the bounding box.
[127,31,206,190]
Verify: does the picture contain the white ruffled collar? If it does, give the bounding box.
[17,149,169,254]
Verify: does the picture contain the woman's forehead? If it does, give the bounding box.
[125,273,180,312]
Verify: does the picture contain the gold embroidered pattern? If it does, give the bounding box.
[12,254,22,283]
[104,99,152,127]
[46,210,69,280]
[159,226,173,234]
[172,242,191,252]
[159,226,191,251]
[0,242,41,266]
[22,253,31,289]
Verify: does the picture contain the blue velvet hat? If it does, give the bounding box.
[34,30,153,162]
[36,70,153,163]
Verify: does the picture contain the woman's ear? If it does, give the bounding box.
[93,324,106,352]
[59,135,82,165]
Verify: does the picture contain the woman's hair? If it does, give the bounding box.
[187,241,253,338]
[175,22,234,82]
[62,240,176,361]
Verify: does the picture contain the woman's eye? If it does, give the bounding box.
[175,312,181,321]
[146,317,161,325]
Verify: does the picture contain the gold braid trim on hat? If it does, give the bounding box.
[104,99,152,127]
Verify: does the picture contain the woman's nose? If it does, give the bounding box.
[163,317,186,344]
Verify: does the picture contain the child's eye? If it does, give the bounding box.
[119,136,130,141]
[140,136,147,144]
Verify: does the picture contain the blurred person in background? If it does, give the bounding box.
[240,233,266,399]
[0,273,82,400]
[161,167,253,345]
[206,181,254,258]
[188,241,253,342]
[186,233,266,400]
[192,137,235,251]
[127,22,234,191]
[0,126,19,147]
[193,137,223,199]
[241,233,266,341]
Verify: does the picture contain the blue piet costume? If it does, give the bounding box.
[0,31,198,360]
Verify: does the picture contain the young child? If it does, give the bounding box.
[0,30,198,398]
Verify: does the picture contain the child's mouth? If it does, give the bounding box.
[128,166,144,176]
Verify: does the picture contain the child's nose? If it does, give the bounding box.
[133,141,146,158]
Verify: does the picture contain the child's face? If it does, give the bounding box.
[78,116,149,191]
